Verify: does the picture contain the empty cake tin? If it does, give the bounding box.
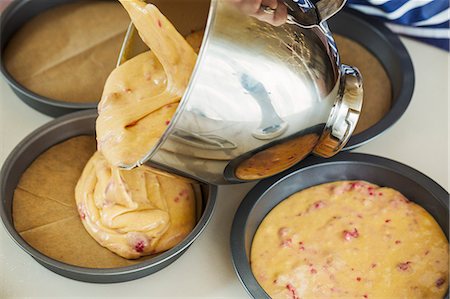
[332,10,415,150]
[0,0,110,117]
[0,109,217,283]
[230,153,449,298]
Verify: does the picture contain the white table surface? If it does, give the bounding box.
[0,37,449,299]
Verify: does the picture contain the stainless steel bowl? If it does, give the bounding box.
[120,0,363,184]
[330,9,415,150]
[230,153,449,298]
[0,110,217,283]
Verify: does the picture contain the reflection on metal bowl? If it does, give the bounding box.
[115,0,363,184]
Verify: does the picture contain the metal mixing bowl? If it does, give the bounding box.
[115,0,364,184]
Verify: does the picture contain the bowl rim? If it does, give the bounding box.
[230,152,449,298]
[0,109,218,280]
[332,9,416,150]
[1,3,415,142]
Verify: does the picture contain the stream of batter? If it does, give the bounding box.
[75,0,203,259]
[96,0,198,167]
[75,152,196,259]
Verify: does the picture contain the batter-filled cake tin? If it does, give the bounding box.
[230,153,448,298]
[0,110,217,283]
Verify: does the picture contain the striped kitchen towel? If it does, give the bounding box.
[346,0,450,51]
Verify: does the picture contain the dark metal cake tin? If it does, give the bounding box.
[0,0,102,117]
[332,10,415,150]
[230,153,449,298]
[0,109,217,283]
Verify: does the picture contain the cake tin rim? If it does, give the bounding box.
[0,0,107,114]
[230,152,449,298]
[333,9,415,150]
[0,109,218,280]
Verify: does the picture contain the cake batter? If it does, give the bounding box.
[76,0,202,259]
[75,152,196,259]
[235,133,319,180]
[251,181,448,298]
[96,0,199,167]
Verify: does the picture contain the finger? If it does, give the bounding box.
[254,11,277,24]
[238,0,262,15]
[261,0,278,10]
[272,2,288,26]
[0,0,12,12]
[254,2,287,26]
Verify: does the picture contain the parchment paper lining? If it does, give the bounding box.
[12,136,203,268]
[4,1,130,104]
[334,34,393,135]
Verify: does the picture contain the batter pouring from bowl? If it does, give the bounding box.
[96,0,198,167]
[75,0,204,259]
[75,152,197,259]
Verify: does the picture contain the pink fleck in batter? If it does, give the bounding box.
[251,181,448,298]
[343,228,359,240]
[75,152,196,259]
[76,0,204,260]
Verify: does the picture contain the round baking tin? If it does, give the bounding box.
[331,9,415,150]
[0,0,106,117]
[0,109,217,283]
[230,153,449,298]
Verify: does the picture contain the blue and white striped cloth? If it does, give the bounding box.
[346,0,450,51]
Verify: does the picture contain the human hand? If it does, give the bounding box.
[229,0,288,26]
[0,0,13,12]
